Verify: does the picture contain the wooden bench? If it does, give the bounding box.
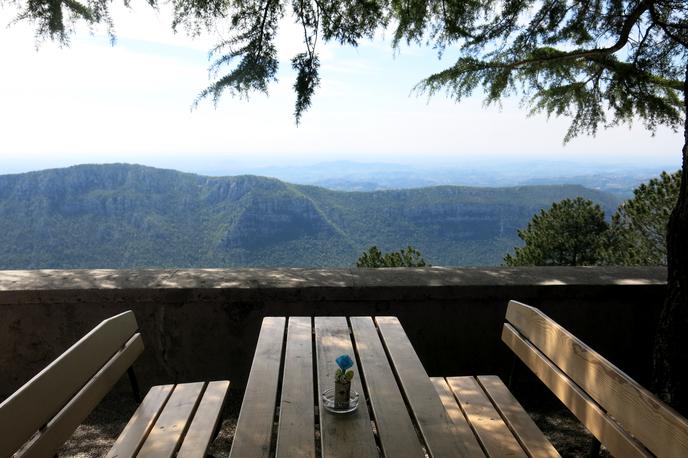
[0,310,230,458]
[432,375,559,457]
[439,300,688,458]
[504,299,688,457]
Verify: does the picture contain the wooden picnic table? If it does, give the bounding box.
[230,316,549,457]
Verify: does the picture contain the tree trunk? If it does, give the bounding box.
[653,63,688,416]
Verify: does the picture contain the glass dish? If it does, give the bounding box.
[321,387,360,414]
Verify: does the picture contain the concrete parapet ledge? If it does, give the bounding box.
[0,266,668,397]
[0,266,667,292]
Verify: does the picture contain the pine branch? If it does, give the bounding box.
[649,4,688,47]
[256,0,274,60]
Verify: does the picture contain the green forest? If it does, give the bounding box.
[0,163,621,268]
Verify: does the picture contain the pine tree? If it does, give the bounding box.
[605,171,681,265]
[505,198,608,266]
[356,245,428,268]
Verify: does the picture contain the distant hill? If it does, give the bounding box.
[242,159,674,197]
[0,164,622,268]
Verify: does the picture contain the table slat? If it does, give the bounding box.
[276,317,316,458]
[230,317,286,458]
[177,380,231,458]
[375,316,484,458]
[315,317,378,458]
[477,376,560,458]
[138,382,205,458]
[447,376,527,458]
[350,317,426,458]
[106,384,174,458]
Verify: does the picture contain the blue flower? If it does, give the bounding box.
[336,354,354,371]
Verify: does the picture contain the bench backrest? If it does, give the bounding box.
[0,310,144,457]
[502,300,688,458]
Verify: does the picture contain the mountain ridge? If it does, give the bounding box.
[0,163,622,268]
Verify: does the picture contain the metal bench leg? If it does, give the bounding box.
[212,417,223,440]
[588,438,601,457]
[127,367,142,403]
[204,408,225,457]
[40,424,59,458]
[507,354,518,389]
[212,409,224,441]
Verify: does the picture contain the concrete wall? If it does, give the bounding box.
[0,267,666,399]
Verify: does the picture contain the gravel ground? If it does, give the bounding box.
[517,387,612,458]
[57,386,609,457]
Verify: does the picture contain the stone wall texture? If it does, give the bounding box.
[0,266,666,399]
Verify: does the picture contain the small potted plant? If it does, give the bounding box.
[334,354,354,409]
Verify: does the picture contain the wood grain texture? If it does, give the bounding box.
[106,384,174,458]
[447,376,527,458]
[177,380,230,458]
[506,300,688,458]
[476,376,560,458]
[276,317,315,458]
[350,317,425,458]
[230,317,286,458]
[502,323,650,458]
[430,377,481,450]
[376,316,484,458]
[137,382,205,458]
[0,310,139,457]
[315,317,378,458]
[17,334,145,458]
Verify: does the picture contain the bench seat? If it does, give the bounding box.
[432,375,560,458]
[108,381,229,458]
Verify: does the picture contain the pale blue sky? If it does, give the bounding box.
[0,3,683,173]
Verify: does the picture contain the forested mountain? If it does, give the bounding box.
[0,164,621,268]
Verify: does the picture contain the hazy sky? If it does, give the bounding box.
[0,3,683,173]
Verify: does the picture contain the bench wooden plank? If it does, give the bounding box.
[350,317,425,458]
[17,333,145,458]
[106,384,175,458]
[476,376,560,458]
[506,300,688,458]
[0,310,139,457]
[230,317,286,458]
[447,376,527,458]
[430,377,480,448]
[276,317,315,458]
[375,316,484,458]
[502,323,651,458]
[177,380,231,458]
[314,317,378,458]
[137,382,205,458]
